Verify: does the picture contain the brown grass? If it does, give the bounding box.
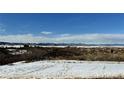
[1,47,124,65]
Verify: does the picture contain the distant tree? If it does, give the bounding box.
[24,44,29,48]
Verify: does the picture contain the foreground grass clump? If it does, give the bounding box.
[65,75,124,79]
[1,47,124,65]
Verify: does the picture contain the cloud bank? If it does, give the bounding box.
[0,34,124,44]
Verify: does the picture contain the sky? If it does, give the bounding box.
[0,13,124,44]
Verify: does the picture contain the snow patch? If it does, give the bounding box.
[0,60,124,78]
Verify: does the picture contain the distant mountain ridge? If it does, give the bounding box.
[0,42,124,46]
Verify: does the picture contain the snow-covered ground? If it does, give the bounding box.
[0,60,124,79]
[0,45,24,48]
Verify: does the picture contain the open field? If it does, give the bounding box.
[0,47,124,79]
[0,60,124,79]
[1,46,124,79]
[1,46,124,65]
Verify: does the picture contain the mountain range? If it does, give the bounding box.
[0,42,124,46]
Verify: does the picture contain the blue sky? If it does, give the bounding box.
[0,13,124,43]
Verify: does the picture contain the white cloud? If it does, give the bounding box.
[56,34,124,44]
[1,33,124,44]
[41,31,52,35]
[0,34,44,43]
